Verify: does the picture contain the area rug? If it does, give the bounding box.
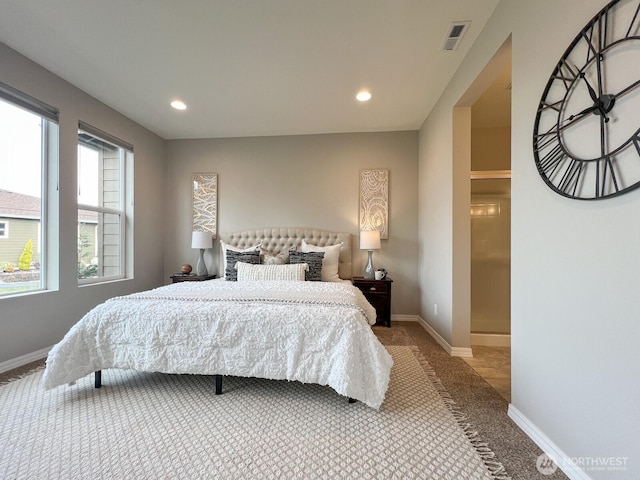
[0,346,508,479]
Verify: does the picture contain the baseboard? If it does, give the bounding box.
[470,333,511,347]
[508,405,593,480]
[391,314,418,322]
[412,316,473,358]
[0,346,50,374]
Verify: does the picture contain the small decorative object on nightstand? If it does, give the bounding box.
[170,274,216,283]
[352,276,393,327]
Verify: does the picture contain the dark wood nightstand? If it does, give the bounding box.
[352,276,393,327]
[170,274,217,283]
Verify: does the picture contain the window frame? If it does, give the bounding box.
[77,123,133,285]
[0,221,7,238]
[0,82,58,298]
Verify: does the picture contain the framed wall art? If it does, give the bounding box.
[192,173,218,237]
[359,169,388,239]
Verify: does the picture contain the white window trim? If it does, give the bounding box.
[0,221,7,238]
[77,129,131,286]
[0,84,57,298]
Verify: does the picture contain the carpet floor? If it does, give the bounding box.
[1,345,506,480]
[0,321,569,479]
[373,321,568,480]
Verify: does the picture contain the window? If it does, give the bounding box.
[0,83,58,297]
[77,123,133,283]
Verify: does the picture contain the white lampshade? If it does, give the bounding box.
[191,231,212,249]
[360,230,381,250]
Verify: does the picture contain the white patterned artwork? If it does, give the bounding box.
[192,173,218,237]
[360,169,388,239]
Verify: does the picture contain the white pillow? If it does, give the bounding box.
[300,240,342,282]
[220,240,261,274]
[236,262,308,282]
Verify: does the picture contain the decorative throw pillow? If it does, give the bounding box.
[289,251,324,281]
[260,247,289,265]
[236,262,307,282]
[225,250,260,281]
[300,240,342,282]
[220,240,261,274]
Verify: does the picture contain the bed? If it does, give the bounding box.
[43,227,393,409]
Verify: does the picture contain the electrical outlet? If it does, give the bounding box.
[433,303,438,316]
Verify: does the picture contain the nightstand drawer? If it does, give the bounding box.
[351,276,393,327]
[360,282,390,295]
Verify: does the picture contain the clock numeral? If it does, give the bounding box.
[539,99,563,113]
[553,59,579,90]
[632,132,640,156]
[595,156,620,198]
[581,26,601,65]
[558,159,584,196]
[534,117,576,151]
[625,2,640,38]
[538,143,566,178]
[534,128,559,151]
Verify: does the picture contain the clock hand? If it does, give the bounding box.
[577,72,611,121]
[568,104,600,121]
[580,72,599,102]
[612,78,640,100]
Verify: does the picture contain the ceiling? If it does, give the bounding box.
[0,1,501,140]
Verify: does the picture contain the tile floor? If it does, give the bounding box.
[463,345,511,402]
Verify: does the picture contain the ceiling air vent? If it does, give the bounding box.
[441,21,471,51]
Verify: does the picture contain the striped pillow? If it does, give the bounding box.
[225,250,260,281]
[236,262,308,282]
[289,251,324,281]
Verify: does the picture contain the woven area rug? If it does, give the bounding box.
[0,346,508,479]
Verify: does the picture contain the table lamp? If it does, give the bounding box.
[360,230,381,279]
[191,231,213,276]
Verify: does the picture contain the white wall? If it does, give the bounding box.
[165,132,420,315]
[419,1,639,478]
[0,43,166,364]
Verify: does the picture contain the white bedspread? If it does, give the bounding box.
[43,280,393,409]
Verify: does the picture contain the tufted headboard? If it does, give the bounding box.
[219,227,352,280]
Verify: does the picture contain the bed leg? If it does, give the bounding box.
[348,398,356,404]
[214,374,222,395]
[94,371,102,388]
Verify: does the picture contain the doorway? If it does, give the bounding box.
[469,61,511,346]
[456,42,512,401]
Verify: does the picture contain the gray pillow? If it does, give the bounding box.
[225,250,260,281]
[289,251,324,281]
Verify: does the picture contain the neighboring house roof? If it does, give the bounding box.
[0,189,40,219]
[0,189,97,222]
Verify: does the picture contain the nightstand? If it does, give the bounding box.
[352,276,393,327]
[170,274,217,283]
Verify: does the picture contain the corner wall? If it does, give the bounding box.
[0,42,166,364]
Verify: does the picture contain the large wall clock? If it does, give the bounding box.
[533,0,640,200]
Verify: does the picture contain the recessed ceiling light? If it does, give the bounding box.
[170,100,187,110]
[356,91,372,102]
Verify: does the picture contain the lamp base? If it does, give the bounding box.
[364,250,375,279]
[196,248,208,276]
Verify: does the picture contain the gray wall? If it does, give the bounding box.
[165,132,419,316]
[419,0,639,477]
[0,42,166,364]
